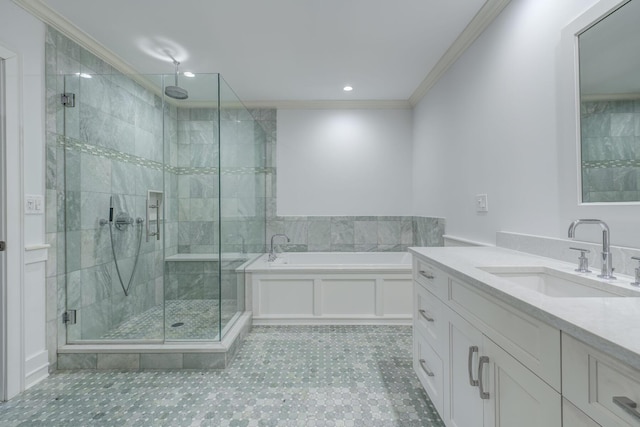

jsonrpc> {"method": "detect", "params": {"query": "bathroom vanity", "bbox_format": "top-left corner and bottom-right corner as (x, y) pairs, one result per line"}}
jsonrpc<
(410, 246), (640, 427)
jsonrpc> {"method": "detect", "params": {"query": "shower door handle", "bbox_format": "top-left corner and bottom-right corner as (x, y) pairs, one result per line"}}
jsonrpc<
(146, 200), (160, 242)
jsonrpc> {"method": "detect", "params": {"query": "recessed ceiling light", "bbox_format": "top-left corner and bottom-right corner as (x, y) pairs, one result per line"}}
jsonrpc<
(183, 71), (195, 77)
(75, 72), (92, 79)
(343, 85), (353, 92)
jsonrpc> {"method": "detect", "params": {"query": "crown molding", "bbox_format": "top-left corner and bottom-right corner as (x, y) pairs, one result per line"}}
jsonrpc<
(409, 0), (512, 106)
(13, 0), (165, 98)
(14, 0), (139, 76)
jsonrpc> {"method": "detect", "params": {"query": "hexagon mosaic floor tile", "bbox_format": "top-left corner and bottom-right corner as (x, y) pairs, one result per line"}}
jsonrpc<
(0, 326), (445, 426)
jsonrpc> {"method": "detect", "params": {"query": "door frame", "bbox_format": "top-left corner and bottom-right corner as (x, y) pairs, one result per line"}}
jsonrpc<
(0, 43), (25, 401)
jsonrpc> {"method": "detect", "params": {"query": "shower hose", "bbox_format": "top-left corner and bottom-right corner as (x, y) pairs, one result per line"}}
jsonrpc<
(108, 217), (144, 297)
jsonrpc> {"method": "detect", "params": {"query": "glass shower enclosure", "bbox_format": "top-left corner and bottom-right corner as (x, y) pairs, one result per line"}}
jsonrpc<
(61, 70), (266, 343)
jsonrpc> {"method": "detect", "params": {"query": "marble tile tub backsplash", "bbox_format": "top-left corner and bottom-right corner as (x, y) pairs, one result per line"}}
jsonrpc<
(266, 215), (445, 252)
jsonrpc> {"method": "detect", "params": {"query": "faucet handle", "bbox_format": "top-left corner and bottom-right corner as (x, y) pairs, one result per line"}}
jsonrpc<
(631, 257), (640, 286)
(569, 247), (591, 273)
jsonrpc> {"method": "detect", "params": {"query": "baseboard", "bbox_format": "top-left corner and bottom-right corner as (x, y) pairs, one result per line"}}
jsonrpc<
(25, 350), (49, 389)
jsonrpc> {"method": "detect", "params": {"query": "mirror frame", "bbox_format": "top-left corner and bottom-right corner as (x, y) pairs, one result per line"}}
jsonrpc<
(558, 0), (637, 206)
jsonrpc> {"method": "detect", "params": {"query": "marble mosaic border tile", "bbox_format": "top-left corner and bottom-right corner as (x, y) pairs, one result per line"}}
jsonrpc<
(58, 134), (273, 176)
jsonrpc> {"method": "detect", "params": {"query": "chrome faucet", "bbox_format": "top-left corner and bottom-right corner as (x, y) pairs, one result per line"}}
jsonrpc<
(268, 234), (290, 262)
(568, 219), (615, 279)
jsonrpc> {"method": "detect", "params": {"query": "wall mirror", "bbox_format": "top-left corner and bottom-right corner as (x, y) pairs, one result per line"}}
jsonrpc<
(578, 0), (640, 203)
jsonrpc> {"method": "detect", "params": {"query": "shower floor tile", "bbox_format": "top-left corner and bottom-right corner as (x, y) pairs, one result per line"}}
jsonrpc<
(100, 299), (239, 341)
(0, 325), (445, 426)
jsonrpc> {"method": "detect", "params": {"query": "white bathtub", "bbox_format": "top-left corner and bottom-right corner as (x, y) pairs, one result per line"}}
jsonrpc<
(245, 252), (413, 325)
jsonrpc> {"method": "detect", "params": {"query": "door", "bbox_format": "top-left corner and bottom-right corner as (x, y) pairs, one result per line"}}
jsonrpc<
(447, 309), (484, 427)
(0, 57), (6, 402)
(482, 337), (561, 427)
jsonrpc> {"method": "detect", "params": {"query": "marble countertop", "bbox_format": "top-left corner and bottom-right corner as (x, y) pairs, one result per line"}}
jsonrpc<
(409, 246), (640, 371)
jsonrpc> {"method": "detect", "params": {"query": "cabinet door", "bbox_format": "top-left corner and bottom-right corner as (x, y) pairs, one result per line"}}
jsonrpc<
(447, 310), (484, 427)
(563, 398), (601, 427)
(481, 337), (561, 427)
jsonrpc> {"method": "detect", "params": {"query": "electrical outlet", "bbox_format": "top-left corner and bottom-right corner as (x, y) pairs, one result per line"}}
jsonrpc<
(475, 194), (488, 213)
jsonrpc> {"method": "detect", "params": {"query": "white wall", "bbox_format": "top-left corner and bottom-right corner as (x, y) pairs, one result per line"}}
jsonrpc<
(410, 0), (629, 246)
(277, 109), (413, 216)
(0, 0), (48, 398)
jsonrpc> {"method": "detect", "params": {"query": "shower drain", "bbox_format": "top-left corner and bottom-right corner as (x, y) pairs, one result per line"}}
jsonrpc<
(171, 322), (184, 328)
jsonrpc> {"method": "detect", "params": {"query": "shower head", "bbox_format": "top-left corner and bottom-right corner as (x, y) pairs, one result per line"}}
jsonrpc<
(165, 58), (188, 100)
(165, 85), (188, 100)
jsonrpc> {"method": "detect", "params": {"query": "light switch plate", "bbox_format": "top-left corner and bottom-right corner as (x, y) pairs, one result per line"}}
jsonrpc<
(25, 194), (44, 215)
(475, 194), (488, 213)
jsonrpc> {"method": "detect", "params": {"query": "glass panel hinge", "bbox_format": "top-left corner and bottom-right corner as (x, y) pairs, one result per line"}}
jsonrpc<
(63, 310), (77, 325)
(61, 93), (75, 107)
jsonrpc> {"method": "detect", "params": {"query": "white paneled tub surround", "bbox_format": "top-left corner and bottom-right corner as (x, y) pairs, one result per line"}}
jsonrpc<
(245, 252), (413, 325)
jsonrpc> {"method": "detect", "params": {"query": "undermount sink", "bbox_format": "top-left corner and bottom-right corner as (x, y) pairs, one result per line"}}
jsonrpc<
(478, 266), (639, 298)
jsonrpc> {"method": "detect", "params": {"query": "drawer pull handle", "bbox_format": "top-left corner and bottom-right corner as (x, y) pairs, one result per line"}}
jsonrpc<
(468, 346), (479, 387)
(419, 270), (435, 280)
(419, 359), (435, 377)
(613, 396), (640, 420)
(478, 356), (490, 400)
(419, 309), (435, 322)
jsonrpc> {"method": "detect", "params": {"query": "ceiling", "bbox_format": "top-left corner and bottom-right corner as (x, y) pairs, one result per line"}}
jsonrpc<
(32, 0), (491, 103)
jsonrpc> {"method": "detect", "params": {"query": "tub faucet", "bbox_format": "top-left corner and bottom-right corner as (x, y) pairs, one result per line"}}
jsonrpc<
(568, 219), (615, 279)
(269, 234), (290, 262)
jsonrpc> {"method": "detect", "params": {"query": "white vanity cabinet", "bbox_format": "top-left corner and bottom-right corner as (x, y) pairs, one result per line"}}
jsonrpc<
(412, 256), (562, 427)
(563, 334), (640, 427)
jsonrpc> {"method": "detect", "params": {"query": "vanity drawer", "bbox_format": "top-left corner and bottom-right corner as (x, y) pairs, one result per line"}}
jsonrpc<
(413, 258), (448, 301)
(414, 329), (444, 416)
(447, 277), (561, 391)
(563, 334), (640, 427)
(414, 282), (446, 353)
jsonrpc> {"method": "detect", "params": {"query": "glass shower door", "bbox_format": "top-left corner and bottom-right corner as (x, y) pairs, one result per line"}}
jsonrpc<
(63, 71), (165, 342)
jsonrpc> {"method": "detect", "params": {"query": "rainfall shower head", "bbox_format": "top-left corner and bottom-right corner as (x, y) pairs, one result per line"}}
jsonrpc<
(165, 57), (188, 100)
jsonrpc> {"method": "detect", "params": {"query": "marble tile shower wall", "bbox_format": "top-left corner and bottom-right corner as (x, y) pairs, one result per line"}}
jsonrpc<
(175, 108), (269, 255)
(219, 109), (269, 254)
(581, 99), (640, 202)
(169, 108), (270, 305)
(45, 28), (169, 367)
(176, 107), (218, 255)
